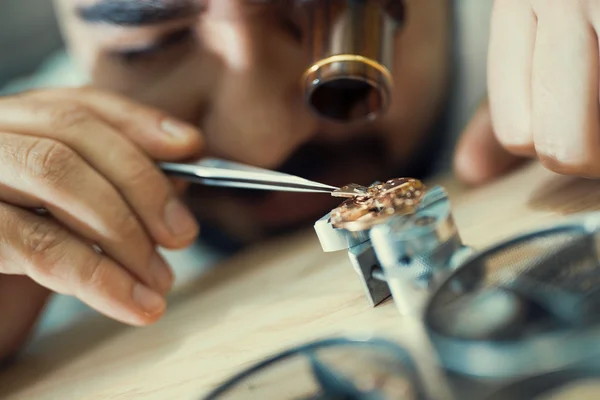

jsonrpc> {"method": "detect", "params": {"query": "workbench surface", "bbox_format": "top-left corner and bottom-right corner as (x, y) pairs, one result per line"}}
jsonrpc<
(1, 163), (599, 399)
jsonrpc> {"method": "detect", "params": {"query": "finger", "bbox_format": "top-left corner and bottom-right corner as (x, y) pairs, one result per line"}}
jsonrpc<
(28, 86), (204, 161)
(0, 133), (173, 294)
(530, 2), (600, 176)
(454, 99), (529, 186)
(0, 276), (50, 361)
(0, 99), (199, 249)
(487, 0), (537, 155)
(0, 203), (166, 326)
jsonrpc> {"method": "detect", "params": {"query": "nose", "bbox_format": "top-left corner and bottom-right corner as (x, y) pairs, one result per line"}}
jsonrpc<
(199, 1), (317, 168)
(200, 0), (405, 168)
(297, 0), (405, 123)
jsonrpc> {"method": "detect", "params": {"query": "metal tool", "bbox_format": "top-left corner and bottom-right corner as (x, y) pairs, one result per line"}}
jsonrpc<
(368, 186), (470, 317)
(314, 183), (470, 313)
(159, 157), (339, 194)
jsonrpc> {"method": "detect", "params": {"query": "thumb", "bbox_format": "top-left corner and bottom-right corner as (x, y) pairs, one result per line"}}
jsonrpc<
(453, 99), (528, 186)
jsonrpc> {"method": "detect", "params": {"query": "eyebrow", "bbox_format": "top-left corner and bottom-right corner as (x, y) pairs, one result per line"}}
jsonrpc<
(76, 0), (202, 26)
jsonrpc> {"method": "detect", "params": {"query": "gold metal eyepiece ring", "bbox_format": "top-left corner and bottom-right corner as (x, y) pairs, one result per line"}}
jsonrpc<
(297, 0), (404, 123)
(302, 54), (394, 122)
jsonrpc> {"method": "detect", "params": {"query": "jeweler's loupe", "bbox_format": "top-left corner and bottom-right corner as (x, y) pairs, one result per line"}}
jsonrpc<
(202, 337), (426, 400)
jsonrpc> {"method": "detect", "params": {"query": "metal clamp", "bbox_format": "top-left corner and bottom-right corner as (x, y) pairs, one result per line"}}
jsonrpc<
(314, 185), (470, 313)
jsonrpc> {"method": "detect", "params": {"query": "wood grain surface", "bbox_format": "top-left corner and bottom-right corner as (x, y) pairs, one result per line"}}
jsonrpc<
(2, 162), (600, 399)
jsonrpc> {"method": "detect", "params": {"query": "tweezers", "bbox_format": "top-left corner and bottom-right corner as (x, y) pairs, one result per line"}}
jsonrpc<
(159, 157), (340, 194)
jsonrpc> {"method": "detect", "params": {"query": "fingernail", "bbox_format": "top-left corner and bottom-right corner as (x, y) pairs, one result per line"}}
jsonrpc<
(160, 118), (195, 140)
(164, 197), (199, 239)
(150, 253), (174, 294)
(132, 283), (166, 315)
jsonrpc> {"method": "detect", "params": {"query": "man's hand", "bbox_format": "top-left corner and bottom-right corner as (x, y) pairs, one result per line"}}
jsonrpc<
(0, 87), (203, 360)
(455, 0), (599, 184)
(454, 99), (528, 185)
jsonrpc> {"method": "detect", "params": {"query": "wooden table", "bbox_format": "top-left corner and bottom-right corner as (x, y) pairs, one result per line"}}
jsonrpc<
(2, 163), (600, 400)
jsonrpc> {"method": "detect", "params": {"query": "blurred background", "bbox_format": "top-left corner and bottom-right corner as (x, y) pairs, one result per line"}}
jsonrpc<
(0, 0), (63, 87)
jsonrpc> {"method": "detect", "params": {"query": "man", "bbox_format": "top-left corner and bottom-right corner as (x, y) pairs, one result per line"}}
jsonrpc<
(0, 0), (595, 362)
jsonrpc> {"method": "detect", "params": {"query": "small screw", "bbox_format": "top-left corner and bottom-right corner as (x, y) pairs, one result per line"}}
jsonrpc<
(414, 215), (436, 226)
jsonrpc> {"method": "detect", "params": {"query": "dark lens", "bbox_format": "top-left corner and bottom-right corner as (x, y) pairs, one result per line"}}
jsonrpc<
(308, 78), (382, 122)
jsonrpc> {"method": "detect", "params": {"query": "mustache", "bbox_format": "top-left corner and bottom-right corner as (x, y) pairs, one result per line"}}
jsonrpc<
(275, 134), (387, 179)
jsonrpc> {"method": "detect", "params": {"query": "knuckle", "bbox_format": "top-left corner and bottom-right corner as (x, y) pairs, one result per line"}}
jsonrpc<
(125, 157), (163, 189)
(76, 253), (109, 289)
(27, 221), (63, 254)
(120, 156), (172, 207)
(110, 207), (146, 244)
(22, 219), (68, 277)
(45, 102), (94, 132)
(20, 138), (77, 185)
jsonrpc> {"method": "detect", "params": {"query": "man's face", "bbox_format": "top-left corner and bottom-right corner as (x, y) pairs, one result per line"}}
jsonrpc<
(53, 0), (451, 243)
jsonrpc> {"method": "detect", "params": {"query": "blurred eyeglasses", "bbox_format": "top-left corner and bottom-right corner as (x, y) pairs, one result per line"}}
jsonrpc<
(202, 337), (426, 400)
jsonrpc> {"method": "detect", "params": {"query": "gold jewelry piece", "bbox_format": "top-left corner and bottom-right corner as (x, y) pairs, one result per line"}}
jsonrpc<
(330, 178), (425, 231)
